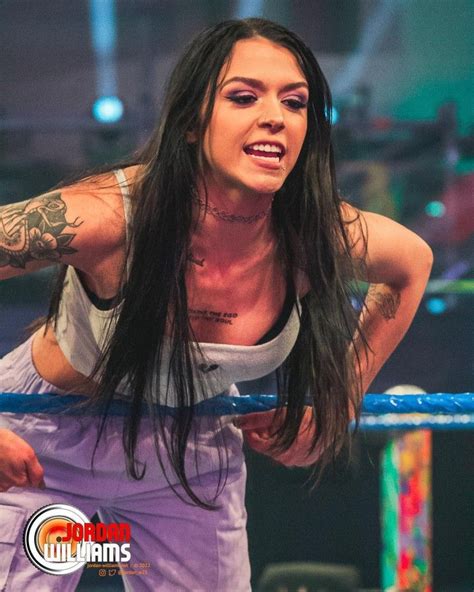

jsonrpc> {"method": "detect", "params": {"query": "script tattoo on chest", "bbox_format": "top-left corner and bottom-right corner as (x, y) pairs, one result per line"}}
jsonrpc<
(367, 284), (401, 320)
(189, 308), (239, 325)
(0, 192), (82, 268)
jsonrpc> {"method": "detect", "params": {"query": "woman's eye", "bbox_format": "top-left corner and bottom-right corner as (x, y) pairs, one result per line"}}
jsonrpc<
(283, 98), (307, 110)
(227, 94), (256, 105)
(226, 94), (307, 109)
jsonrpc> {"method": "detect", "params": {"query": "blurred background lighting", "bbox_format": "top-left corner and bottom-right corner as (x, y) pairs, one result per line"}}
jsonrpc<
(330, 106), (339, 125)
(234, 0), (264, 18)
(92, 96), (124, 124)
(425, 200), (446, 217)
(333, 0), (400, 96)
(89, 0), (116, 55)
(425, 297), (447, 315)
(89, 0), (118, 101)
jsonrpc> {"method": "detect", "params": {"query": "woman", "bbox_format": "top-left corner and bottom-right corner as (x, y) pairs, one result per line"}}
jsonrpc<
(0, 18), (432, 591)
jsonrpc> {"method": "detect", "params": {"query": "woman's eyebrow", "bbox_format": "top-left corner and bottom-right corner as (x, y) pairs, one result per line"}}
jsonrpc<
(221, 76), (308, 92)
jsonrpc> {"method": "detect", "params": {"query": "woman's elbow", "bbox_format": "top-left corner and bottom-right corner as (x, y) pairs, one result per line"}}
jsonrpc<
(418, 239), (434, 277)
(387, 237), (433, 290)
(404, 235), (433, 280)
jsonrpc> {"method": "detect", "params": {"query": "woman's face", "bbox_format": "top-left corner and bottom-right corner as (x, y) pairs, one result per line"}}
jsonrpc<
(201, 37), (309, 199)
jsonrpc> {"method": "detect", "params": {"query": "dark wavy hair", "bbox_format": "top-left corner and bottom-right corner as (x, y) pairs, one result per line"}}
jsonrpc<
(46, 18), (366, 510)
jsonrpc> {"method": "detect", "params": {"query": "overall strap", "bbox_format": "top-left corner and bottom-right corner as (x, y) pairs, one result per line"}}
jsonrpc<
(113, 168), (134, 277)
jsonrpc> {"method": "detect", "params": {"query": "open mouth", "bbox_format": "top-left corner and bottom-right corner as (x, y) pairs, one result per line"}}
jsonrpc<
(243, 143), (285, 163)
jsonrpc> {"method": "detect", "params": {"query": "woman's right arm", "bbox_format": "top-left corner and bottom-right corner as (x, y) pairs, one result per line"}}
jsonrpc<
(0, 173), (127, 490)
(0, 429), (46, 491)
(0, 172), (127, 281)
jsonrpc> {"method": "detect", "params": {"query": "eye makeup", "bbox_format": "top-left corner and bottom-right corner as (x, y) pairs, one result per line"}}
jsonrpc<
(225, 93), (308, 110)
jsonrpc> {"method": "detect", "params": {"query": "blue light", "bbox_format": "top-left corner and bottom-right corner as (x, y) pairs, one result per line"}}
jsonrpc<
(89, 0), (116, 55)
(89, 0), (118, 99)
(425, 201), (446, 217)
(234, 0), (264, 17)
(426, 297), (447, 315)
(92, 96), (124, 124)
(324, 105), (339, 124)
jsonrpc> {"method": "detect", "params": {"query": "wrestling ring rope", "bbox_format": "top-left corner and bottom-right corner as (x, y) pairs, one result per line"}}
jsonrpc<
(1, 391), (473, 430)
(1, 389), (472, 589)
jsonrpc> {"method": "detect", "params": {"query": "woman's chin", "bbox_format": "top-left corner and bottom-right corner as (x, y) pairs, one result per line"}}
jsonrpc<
(246, 179), (284, 196)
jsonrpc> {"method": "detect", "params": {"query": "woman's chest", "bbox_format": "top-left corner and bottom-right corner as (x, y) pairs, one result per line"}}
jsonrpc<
(185, 260), (287, 346)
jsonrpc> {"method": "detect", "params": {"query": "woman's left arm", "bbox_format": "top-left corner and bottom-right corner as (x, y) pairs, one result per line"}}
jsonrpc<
(236, 205), (433, 467)
(345, 204), (433, 398)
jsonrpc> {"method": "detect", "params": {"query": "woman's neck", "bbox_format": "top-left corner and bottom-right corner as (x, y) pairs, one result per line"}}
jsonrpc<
(191, 209), (275, 265)
(191, 183), (276, 262)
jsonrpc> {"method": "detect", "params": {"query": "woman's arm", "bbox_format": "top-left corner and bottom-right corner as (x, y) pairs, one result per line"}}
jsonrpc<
(0, 172), (126, 282)
(237, 205), (433, 466)
(346, 205), (433, 399)
(0, 172), (128, 491)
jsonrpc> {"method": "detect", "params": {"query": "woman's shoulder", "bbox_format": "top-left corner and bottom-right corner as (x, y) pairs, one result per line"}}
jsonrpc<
(63, 165), (146, 272)
(41, 165), (145, 267)
(0, 164), (148, 283)
(73, 164), (144, 202)
(121, 164), (145, 187)
(66, 164), (145, 229)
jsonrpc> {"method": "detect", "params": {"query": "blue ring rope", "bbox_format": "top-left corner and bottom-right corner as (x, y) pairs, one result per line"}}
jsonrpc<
(358, 413), (474, 431)
(0, 392), (473, 418)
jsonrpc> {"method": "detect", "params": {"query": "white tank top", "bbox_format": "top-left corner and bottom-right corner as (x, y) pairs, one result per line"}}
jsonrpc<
(54, 170), (301, 403)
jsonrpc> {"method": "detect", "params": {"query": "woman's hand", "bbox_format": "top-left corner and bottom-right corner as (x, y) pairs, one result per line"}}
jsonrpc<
(0, 429), (45, 491)
(234, 406), (321, 467)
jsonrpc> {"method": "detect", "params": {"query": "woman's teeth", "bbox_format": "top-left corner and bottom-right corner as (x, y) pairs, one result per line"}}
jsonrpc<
(244, 144), (283, 162)
(249, 144), (282, 153)
(248, 153), (280, 163)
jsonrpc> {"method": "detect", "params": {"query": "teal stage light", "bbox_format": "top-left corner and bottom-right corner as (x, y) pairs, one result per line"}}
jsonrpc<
(92, 96), (124, 124)
(425, 297), (447, 315)
(425, 200), (446, 217)
(325, 105), (339, 124)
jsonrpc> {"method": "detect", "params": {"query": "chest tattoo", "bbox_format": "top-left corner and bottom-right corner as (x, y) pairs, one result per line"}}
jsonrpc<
(189, 308), (239, 325)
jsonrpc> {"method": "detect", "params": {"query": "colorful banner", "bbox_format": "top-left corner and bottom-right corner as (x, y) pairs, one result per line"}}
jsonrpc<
(381, 429), (432, 591)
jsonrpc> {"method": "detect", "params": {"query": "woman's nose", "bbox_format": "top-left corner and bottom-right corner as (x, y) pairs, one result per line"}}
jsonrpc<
(257, 104), (285, 131)
(258, 116), (285, 132)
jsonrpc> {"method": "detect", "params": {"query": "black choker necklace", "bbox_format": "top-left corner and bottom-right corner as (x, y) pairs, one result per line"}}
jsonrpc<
(193, 196), (273, 224)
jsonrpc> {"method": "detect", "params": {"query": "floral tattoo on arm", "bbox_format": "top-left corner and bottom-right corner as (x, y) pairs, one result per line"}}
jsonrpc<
(367, 283), (401, 320)
(0, 192), (82, 268)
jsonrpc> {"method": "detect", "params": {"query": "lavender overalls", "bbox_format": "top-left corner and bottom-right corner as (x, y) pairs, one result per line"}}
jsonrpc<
(0, 334), (250, 591)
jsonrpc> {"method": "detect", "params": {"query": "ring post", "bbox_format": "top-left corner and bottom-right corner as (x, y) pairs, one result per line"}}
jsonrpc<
(381, 428), (432, 591)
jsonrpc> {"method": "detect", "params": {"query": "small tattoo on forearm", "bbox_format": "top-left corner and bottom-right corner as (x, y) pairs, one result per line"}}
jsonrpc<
(0, 192), (82, 268)
(367, 284), (401, 320)
(187, 251), (205, 267)
(189, 308), (238, 325)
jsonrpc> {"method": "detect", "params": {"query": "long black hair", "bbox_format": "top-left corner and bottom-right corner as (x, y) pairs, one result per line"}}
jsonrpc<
(46, 18), (367, 509)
